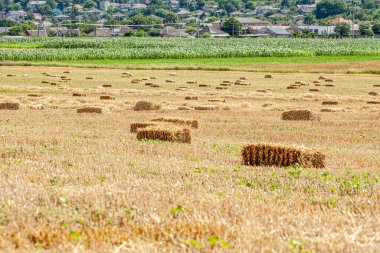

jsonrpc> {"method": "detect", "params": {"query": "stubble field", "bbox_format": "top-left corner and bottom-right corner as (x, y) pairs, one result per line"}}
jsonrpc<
(0, 66), (379, 252)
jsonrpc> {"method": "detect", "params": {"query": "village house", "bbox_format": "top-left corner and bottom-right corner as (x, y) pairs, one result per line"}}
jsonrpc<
(160, 26), (189, 37)
(198, 22), (230, 38)
(26, 1), (46, 11)
(257, 26), (291, 37)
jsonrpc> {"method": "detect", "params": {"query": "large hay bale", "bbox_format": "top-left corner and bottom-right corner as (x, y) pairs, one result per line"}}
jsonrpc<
(151, 84), (161, 88)
(319, 76), (327, 80)
(208, 99), (225, 102)
(241, 144), (325, 168)
(130, 122), (157, 133)
(216, 87), (227, 90)
(166, 79), (175, 83)
(282, 110), (320, 121)
(368, 91), (378, 96)
(178, 106), (193, 110)
(131, 79), (140, 84)
(309, 88), (320, 92)
(77, 107), (109, 114)
(42, 81), (50, 84)
(264, 74), (273, 78)
(325, 84), (336, 87)
(151, 117), (198, 129)
(185, 96), (198, 100)
(73, 93), (86, 97)
(28, 94), (43, 98)
(100, 95), (115, 100)
(103, 84), (112, 88)
(0, 102), (20, 110)
(194, 105), (219, 111)
(366, 101), (380, 105)
(187, 81), (197, 84)
(137, 124), (191, 144)
(321, 108), (345, 112)
(322, 100), (339, 105)
(133, 101), (161, 111)
(373, 85), (380, 87)
(86, 77), (94, 80)
(199, 84), (210, 88)
(325, 79), (334, 82)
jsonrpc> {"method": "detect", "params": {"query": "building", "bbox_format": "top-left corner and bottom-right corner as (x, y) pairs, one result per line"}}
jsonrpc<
(160, 26), (189, 37)
(26, 1), (46, 11)
(26, 29), (48, 37)
(89, 28), (112, 37)
(55, 14), (70, 21)
(0, 27), (11, 35)
(297, 5), (316, 15)
(236, 18), (270, 28)
(257, 26), (291, 37)
(298, 25), (335, 36)
(332, 17), (353, 25)
(199, 23), (230, 38)
(6, 11), (27, 21)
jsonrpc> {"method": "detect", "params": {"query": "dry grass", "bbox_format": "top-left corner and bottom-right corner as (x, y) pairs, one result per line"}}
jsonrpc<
(282, 110), (320, 121)
(0, 66), (379, 252)
(241, 143), (325, 168)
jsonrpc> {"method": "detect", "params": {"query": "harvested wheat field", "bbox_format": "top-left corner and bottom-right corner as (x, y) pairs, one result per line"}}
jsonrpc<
(0, 66), (379, 252)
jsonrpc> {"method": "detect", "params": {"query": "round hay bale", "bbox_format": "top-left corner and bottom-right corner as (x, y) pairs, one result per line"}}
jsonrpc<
(368, 91), (378, 96)
(133, 101), (161, 111)
(264, 75), (273, 79)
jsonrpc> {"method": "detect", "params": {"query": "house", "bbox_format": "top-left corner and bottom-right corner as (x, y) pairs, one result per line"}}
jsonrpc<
(199, 22), (230, 38)
(89, 28), (112, 37)
(298, 25), (335, 36)
(41, 21), (53, 28)
(128, 4), (147, 12)
(33, 13), (43, 21)
(176, 9), (191, 18)
(297, 5), (316, 15)
(86, 9), (103, 16)
(99, 1), (120, 11)
(257, 26), (291, 37)
(55, 14), (70, 21)
(268, 13), (286, 18)
(27, 1), (46, 11)
(112, 12), (125, 21)
(332, 17), (353, 25)
(96, 18), (107, 25)
(0, 27), (11, 35)
(231, 11), (244, 16)
(112, 25), (133, 36)
(253, 6), (279, 16)
(26, 29), (48, 37)
(236, 18), (270, 30)
(160, 26), (189, 37)
(6, 11), (27, 20)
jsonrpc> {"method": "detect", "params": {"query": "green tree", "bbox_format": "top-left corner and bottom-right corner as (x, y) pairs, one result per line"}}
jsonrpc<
(8, 21), (37, 36)
(359, 24), (374, 37)
(164, 12), (179, 24)
(221, 17), (242, 36)
(334, 22), (351, 37)
(315, 0), (347, 19)
(372, 22), (380, 34)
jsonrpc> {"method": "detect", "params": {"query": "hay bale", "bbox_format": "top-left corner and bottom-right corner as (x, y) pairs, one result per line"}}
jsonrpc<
(6, 74), (16, 77)
(27, 94), (43, 97)
(151, 117), (198, 129)
(314, 83), (323, 87)
(321, 108), (345, 112)
(73, 93), (86, 97)
(42, 81), (50, 84)
(208, 99), (225, 102)
(194, 105), (219, 111)
(199, 84), (211, 88)
(257, 89), (269, 93)
(309, 88), (320, 92)
(241, 144), (325, 168)
(240, 77), (247, 80)
(150, 77), (158, 79)
(187, 81), (197, 84)
(287, 86), (299, 90)
(77, 107), (109, 114)
(325, 79), (334, 82)
(367, 101), (380, 104)
(0, 102), (20, 110)
(100, 95), (115, 100)
(282, 110), (320, 121)
(50, 83), (58, 86)
(86, 77), (94, 80)
(151, 84), (161, 88)
(63, 71), (71, 74)
(220, 83), (230, 86)
(264, 75), (272, 79)
(131, 79), (141, 84)
(133, 101), (161, 111)
(185, 96), (198, 100)
(223, 81), (232, 84)
(169, 73), (177, 76)
(166, 79), (175, 83)
(145, 82), (154, 86)
(373, 84), (380, 87)
(216, 87), (227, 90)
(178, 106), (193, 110)
(313, 81), (321, 84)
(319, 76), (327, 80)
(130, 122), (157, 133)
(325, 84), (336, 87)
(137, 124), (191, 144)
(103, 84), (112, 88)
(368, 91), (378, 96)
(322, 100), (339, 105)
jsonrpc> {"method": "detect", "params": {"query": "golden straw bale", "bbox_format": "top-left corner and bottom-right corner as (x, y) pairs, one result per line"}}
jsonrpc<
(131, 79), (141, 83)
(199, 84), (210, 87)
(145, 83), (153, 86)
(208, 99), (225, 102)
(373, 84), (380, 87)
(313, 81), (321, 84)
(150, 77), (158, 79)
(42, 81), (50, 84)
(86, 77), (94, 80)
(325, 84), (336, 87)
(151, 117), (198, 129)
(194, 105), (220, 111)
(309, 88), (320, 92)
(6, 74), (16, 77)
(27, 94), (43, 97)
(366, 101), (380, 104)
(103, 84), (112, 88)
(166, 79), (175, 83)
(100, 95), (115, 100)
(133, 101), (161, 111)
(77, 107), (109, 114)
(130, 122), (157, 133)
(319, 76), (327, 80)
(282, 110), (320, 121)
(322, 100), (339, 105)
(368, 91), (378, 96)
(185, 96), (198, 100)
(241, 144), (325, 168)
(137, 124), (191, 144)
(151, 84), (161, 88)
(321, 108), (345, 112)
(73, 93), (86, 97)
(287, 86), (299, 89)
(220, 83), (230, 86)
(325, 79), (334, 82)
(216, 87), (227, 90)
(257, 89), (269, 93)
(63, 71), (71, 74)
(187, 81), (197, 84)
(178, 106), (193, 110)
(264, 75), (273, 78)
(0, 102), (20, 110)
